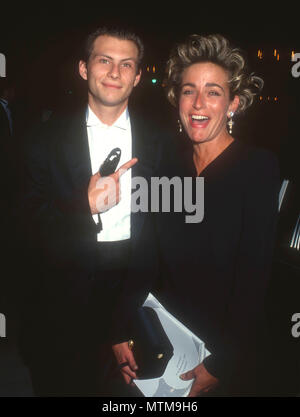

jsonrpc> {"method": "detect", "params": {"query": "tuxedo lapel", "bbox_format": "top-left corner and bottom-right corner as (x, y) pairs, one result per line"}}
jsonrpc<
(60, 108), (92, 191)
(60, 107), (157, 195)
(130, 111), (160, 244)
(0, 103), (10, 138)
(131, 116), (158, 180)
(57, 107), (160, 244)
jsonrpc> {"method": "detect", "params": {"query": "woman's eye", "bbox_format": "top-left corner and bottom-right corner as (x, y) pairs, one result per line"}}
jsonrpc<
(208, 90), (220, 96)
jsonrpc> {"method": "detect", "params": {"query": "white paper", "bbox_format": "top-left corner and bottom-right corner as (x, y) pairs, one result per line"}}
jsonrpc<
(134, 293), (210, 397)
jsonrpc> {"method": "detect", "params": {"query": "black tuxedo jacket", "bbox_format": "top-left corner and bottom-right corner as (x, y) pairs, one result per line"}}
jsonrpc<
(0, 102), (19, 316)
(0, 102), (13, 179)
(0, 101), (11, 139)
(19, 105), (166, 361)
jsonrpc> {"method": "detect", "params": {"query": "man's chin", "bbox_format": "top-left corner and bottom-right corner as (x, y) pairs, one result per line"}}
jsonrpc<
(96, 97), (129, 108)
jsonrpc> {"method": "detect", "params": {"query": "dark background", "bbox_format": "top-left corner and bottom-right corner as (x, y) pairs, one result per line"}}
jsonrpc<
(0, 3), (299, 396)
(1, 4), (300, 181)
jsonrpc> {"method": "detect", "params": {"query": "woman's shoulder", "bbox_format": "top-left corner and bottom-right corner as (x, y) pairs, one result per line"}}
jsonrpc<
(232, 139), (279, 176)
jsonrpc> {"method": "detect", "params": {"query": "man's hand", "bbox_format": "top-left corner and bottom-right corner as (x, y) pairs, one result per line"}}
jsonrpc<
(180, 363), (219, 396)
(88, 158), (138, 215)
(112, 342), (138, 386)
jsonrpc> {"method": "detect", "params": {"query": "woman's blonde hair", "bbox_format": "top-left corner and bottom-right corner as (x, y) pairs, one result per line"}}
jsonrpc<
(165, 34), (263, 113)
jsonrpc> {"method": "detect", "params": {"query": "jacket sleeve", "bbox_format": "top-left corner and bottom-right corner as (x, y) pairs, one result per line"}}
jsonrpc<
(20, 125), (98, 258)
(108, 127), (168, 344)
(203, 150), (280, 381)
(18, 123), (99, 352)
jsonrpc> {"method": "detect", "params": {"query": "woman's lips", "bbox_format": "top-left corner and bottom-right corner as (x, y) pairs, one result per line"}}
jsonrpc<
(189, 115), (210, 128)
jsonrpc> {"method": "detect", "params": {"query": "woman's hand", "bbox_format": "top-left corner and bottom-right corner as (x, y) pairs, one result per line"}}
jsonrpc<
(180, 363), (219, 396)
(112, 342), (138, 386)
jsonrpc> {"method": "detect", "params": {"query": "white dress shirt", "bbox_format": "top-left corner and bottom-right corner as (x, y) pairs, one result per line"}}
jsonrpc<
(86, 106), (132, 242)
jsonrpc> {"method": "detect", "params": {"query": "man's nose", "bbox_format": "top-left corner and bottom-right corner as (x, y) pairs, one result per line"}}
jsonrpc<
(108, 63), (120, 79)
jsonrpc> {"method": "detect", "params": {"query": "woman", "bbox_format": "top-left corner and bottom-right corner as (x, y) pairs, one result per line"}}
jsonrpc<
(113, 34), (280, 396)
(154, 34), (280, 396)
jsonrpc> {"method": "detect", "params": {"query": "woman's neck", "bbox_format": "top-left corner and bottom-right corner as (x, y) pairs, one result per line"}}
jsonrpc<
(193, 134), (234, 176)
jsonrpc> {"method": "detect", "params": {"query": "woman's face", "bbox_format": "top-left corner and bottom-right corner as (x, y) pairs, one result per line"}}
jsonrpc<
(179, 62), (239, 144)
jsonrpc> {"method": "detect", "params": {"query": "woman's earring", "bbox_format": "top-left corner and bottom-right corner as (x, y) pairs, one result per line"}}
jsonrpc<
(227, 112), (234, 135)
(177, 119), (183, 133)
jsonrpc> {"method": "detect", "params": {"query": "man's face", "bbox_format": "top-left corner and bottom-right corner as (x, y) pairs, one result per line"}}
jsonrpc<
(79, 35), (141, 110)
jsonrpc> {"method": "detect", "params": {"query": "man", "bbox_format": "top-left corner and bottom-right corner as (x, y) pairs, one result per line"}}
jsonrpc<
(20, 26), (165, 396)
(0, 78), (14, 139)
(0, 78), (19, 335)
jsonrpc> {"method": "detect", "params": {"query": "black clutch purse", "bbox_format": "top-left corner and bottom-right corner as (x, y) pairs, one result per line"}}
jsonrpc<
(130, 306), (174, 379)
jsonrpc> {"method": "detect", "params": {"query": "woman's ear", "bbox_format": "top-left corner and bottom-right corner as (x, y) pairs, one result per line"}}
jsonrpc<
(228, 95), (240, 116)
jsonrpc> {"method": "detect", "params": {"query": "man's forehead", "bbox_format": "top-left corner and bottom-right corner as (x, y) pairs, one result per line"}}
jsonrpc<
(91, 35), (139, 59)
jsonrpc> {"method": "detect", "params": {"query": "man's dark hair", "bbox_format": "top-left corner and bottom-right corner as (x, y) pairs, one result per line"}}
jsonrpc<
(83, 26), (144, 70)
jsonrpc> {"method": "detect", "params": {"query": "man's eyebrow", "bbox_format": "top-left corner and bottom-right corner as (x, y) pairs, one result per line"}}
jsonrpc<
(93, 54), (137, 62)
(120, 57), (137, 62)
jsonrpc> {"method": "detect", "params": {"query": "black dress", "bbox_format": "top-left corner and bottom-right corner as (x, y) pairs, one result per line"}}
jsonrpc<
(156, 139), (280, 395)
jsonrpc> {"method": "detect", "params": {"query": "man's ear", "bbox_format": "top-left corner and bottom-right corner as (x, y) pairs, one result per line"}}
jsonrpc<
(79, 60), (88, 81)
(133, 69), (142, 87)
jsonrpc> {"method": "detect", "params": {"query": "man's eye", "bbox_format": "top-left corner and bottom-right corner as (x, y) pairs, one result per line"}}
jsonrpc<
(99, 58), (109, 64)
(208, 90), (220, 96)
(122, 62), (132, 68)
(182, 90), (193, 95)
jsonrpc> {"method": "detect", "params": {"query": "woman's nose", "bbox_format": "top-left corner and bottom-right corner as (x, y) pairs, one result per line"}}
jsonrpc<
(193, 93), (204, 110)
